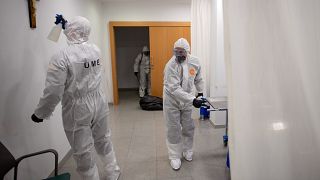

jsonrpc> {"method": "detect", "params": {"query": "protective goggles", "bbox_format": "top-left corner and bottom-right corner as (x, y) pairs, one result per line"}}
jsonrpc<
(173, 48), (187, 57)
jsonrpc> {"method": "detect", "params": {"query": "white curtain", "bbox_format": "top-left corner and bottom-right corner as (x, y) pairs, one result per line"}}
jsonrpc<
(191, 0), (227, 97)
(191, 0), (215, 96)
(224, 0), (320, 180)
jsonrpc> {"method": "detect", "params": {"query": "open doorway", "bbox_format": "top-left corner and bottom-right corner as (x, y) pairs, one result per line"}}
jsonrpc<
(109, 22), (191, 105)
(114, 27), (150, 101)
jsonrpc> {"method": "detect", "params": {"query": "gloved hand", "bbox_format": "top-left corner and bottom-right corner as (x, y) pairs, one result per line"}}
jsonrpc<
(134, 72), (138, 77)
(193, 98), (204, 108)
(54, 14), (67, 30)
(196, 93), (203, 98)
(31, 114), (43, 123)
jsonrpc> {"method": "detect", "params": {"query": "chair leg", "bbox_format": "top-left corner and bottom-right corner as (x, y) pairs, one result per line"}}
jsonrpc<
(14, 165), (18, 180)
(54, 151), (58, 176)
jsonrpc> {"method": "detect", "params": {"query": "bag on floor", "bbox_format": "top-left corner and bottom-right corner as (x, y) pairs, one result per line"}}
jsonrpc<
(139, 95), (163, 111)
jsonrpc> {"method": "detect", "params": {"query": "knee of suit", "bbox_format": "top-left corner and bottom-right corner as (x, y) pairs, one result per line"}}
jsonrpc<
(77, 164), (96, 175)
(94, 137), (113, 155)
(167, 135), (181, 144)
(77, 164), (98, 178)
(73, 150), (95, 171)
(182, 124), (195, 136)
(167, 129), (182, 144)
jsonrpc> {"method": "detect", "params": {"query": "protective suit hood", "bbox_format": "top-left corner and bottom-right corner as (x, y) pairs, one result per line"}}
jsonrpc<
(174, 38), (190, 53)
(64, 16), (91, 44)
(142, 46), (149, 52)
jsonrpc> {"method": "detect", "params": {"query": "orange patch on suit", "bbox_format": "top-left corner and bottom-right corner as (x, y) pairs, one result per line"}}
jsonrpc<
(189, 68), (196, 76)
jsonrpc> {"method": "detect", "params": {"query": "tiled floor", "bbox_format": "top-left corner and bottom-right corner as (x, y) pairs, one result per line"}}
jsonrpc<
(59, 90), (231, 180)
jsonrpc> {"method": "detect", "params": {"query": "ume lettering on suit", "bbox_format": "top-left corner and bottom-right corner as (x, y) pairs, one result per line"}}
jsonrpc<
(84, 59), (100, 68)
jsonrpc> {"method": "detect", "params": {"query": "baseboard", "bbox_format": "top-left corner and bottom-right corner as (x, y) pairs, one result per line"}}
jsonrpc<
(48, 149), (73, 177)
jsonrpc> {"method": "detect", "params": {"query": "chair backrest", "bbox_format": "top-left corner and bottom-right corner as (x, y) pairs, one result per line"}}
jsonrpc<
(0, 142), (16, 179)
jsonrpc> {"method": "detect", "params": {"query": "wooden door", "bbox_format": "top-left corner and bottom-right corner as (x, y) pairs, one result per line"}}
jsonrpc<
(149, 26), (191, 97)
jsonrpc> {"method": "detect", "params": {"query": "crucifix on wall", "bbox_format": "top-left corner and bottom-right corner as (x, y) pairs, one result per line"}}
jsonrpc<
(28, 0), (37, 28)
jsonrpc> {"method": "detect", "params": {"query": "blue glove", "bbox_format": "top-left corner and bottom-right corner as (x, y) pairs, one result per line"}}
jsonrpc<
(54, 14), (67, 29)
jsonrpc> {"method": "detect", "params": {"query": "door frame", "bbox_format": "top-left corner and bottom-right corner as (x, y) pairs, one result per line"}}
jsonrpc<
(109, 21), (191, 105)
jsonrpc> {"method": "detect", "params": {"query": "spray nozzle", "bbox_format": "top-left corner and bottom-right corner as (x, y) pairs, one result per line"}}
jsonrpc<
(54, 14), (67, 30)
(47, 14), (67, 42)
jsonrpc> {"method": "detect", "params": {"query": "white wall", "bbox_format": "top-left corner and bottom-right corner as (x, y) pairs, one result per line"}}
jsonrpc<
(101, 0), (191, 102)
(0, 0), (104, 179)
(224, 0), (320, 179)
(115, 27), (149, 89)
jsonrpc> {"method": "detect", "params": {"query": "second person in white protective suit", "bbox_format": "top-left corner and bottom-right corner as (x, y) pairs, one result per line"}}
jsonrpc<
(31, 16), (120, 180)
(163, 38), (205, 170)
(133, 46), (151, 97)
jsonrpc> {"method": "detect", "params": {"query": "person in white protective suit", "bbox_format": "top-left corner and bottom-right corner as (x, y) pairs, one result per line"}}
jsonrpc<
(31, 16), (120, 180)
(133, 46), (151, 97)
(163, 38), (205, 170)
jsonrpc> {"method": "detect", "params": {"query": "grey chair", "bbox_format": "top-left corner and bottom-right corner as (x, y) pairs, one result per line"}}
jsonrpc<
(0, 142), (70, 180)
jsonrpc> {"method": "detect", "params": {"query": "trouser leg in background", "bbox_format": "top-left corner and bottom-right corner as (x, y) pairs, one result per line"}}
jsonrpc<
(92, 113), (120, 180)
(65, 128), (99, 180)
(146, 72), (151, 96)
(139, 71), (147, 97)
(164, 106), (183, 160)
(63, 96), (100, 180)
(180, 109), (195, 153)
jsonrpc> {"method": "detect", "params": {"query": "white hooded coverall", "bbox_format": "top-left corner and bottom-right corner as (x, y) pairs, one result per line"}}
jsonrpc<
(133, 46), (151, 97)
(34, 16), (120, 180)
(163, 38), (204, 160)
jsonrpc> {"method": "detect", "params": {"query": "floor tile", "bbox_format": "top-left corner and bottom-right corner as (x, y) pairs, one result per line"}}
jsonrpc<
(59, 91), (230, 180)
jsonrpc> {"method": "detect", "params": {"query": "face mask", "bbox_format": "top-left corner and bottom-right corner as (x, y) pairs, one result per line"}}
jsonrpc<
(174, 48), (187, 63)
(176, 55), (186, 63)
(143, 51), (150, 56)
